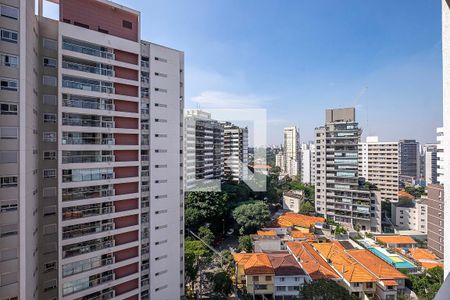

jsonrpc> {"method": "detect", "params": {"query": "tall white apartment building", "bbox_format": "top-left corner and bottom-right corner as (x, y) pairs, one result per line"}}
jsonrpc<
(300, 143), (314, 184)
(184, 110), (224, 190)
(221, 121), (248, 182)
(275, 151), (285, 172)
(424, 144), (438, 185)
(358, 136), (399, 203)
(442, 0), (450, 277)
(437, 127), (444, 184)
(315, 108), (381, 232)
(0, 1), (184, 299)
(283, 126), (300, 178)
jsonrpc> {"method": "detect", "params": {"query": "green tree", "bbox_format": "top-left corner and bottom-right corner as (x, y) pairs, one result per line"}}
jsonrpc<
(185, 191), (228, 232)
(299, 279), (358, 300)
(232, 201), (271, 234)
(208, 270), (233, 298)
(405, 186), (426, 198)
(238, 235), (253, 252)
(198, 226), (215, 246)
(408, 266), (443, 300)
(299, 201), (315, 214)
(184, 239), (210, 298)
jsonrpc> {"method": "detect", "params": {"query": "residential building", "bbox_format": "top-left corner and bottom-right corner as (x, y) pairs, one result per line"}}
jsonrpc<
(424, 144), (438, 185)
(436, 127), (444, 184)
(406, 248), (443, 270)
(282, 190), (305, 213)
(399, 139), (420, 180)
(184, 110), (224, 190)
(251, 231), (282, 252)
(442, 0), (450, 277)
(275, 151), (285, 172)
(394, 200), (428, 233)
(300, 142), (315, 184)
(283, 126), (300, 178)
(310, 143), (317, 185)
(233, 253), (275, 297)
(274, 212), (325, 232)
(0, 1), (184, 299)
(426, 184), (444, 258)
(358, 136), (399, 203)
(267, 252), (309, 300)
(314, 108), (382, 232)
(374, 235), (417, 249)
(221, 121), (248, 182)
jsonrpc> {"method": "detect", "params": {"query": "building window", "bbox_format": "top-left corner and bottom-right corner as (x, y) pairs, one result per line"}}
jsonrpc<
(0, 78), (18, 91)
(0, 5), (19, 20)
(43, 132), (56, 142)
(122, 20), (132, 29)
(43, 169), (56, 179)
(43, 261), (57, 273)
(0, 176), (17, 188)
(0, 102), (17, 115)
(43, 57), (57, 68)
(0, 53), (18, 67)
(0, 151), (17, 164)
(43, 113), (57, 124)
(0, 28), (18, 43)
(0, 201), (17, 213)
(43, 151), (56, 160)
(0, 127), (18, 139)
(43, 75), (57, 87)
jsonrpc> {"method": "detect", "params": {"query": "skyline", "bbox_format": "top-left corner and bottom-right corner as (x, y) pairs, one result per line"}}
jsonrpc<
(42, 0), (443, 144)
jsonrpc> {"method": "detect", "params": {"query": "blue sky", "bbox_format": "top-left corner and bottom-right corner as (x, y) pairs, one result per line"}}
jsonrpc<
(44, 0), (443, 145)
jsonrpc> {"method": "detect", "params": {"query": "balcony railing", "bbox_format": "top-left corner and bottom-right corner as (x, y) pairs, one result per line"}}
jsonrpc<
(62, 172), (114, 183)
(62, 188), (114, 202)
(62, 137), (115, 145)
(63, 80), (114, 94)
(62, 222), (114, 240)
(63, 238), (114, 258)
(62, 154), (114, 164)
(63, 41), (114, 60)
(62, 118), (115, 128)
(63, 61), (114, 77)
(63, 99), (114, 111)
(62, 272), (114, 296)
(62, 255), (115, 277)
(63, 206), (114, 220)
(83, 289), (115, 300)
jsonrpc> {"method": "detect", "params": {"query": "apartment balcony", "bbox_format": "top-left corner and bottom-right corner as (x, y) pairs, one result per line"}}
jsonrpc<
(62, 220), (115, 240)
(62, 271), (115, 297)
(62, 186), (114, 202)
(63, 237), (115, 259)
(62, 169), (114, 183)
(63, 95), (114, 111)
(63, 77), (114, 94)
(62, 204), (114, 221)
(63, 60), (114, 77)
(76, 288), (115, 300)
(62, 154), (114, 164)
(62, 255), (115, 278)
(62, 113), (114, 129)
(62, 134), (115, 146)
(63, 39), (115, 60)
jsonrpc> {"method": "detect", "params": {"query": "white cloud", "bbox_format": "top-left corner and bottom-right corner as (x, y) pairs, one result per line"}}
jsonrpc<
(191, 90), (273, 109)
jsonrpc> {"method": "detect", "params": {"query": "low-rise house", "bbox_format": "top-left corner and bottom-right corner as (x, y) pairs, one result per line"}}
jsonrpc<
(374, 235), (417, 249)
(348, 250), (407, 300)
(286, 241), (340, 281)
(252, 234), (282, 252)
(406, 248), (443, 270)
(289, 231), (317, 242)
(312, 242), (378, 299)
(268, 252), (310, 300)
(233, 253), (275, 297)
(274, 212), (325, 233)
(282, 190), (305, 213)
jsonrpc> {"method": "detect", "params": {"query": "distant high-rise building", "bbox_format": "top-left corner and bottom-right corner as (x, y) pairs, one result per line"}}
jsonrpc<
(437, 127), (444, 184)
(275, 151), (285, 172)
(314, 108), (381, 232)
(300, 143), (314, 184)
(221, 122), (248, 182)
(399, 139), (420, 180)
(358, 136), (399, 203)
(426, 184), (444, 259)
(184, 110), (224, 190)
(424, 144), (438, 185)
(0, 1), (185, 299)
(283, 126), (300, 178)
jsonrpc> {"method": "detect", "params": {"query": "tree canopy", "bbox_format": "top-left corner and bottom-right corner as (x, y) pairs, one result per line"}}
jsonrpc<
(408, 266), (443, 300)
(299, 279), (358, 300)
(232, 201), (271, 234)
(238, 235), (253, 253)
(185, 191), (228, 232)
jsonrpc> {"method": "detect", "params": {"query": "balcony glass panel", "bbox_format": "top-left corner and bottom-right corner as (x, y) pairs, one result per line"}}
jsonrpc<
(62, 168), (114, 182)
(62, 185), (114, 202)
(63, 58), (114, 76)
(62, 237), (114, 258)
(63, 94), (114, 111)
(63, 76), (114, 94)
(62, 220), (114, 239)
(62, 38), (114, 59)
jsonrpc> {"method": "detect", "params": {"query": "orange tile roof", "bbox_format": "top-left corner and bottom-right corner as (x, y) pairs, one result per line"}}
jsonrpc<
(233, 253), (274, 275)
(275, 212), (325, 228)
(286, 241), (340, 280)
(347, 250), (406, 280)
(257, 230), (277, 237)
(290, 231), (317, 241)
(312, 243), (377, 283)
(408, 248), (439, 261)
(375, 235), (416, 245)
(419, 261), (444, 270)
(382, 280), (399, 286)
(398, 191), (415, 199)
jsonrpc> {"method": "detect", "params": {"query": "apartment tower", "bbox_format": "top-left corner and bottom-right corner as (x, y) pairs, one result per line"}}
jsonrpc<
(315, 108), (381, 232)
(426, 184), (444, 259)
(221, 121), (248, 182)
(283, 126), (300, 178)
(0, 0), (184, 299)
(424, 144), (438, 185)
(437, 127), (444, 184)
(184, 110), (224, 190)
(300, 143), (315, 185)
(399, 139), (420, 180)
(358, 136), (399, 203)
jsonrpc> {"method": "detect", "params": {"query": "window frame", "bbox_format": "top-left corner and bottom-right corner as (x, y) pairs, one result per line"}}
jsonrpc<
(0, 28), (18, 43)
